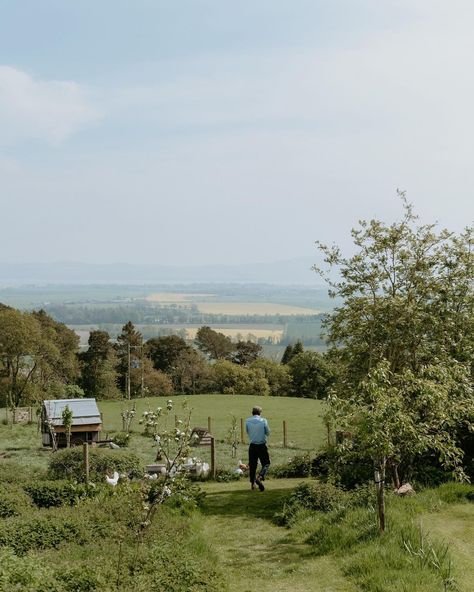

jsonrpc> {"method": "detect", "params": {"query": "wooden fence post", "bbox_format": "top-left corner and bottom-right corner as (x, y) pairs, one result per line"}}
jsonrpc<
(283, 420), (288, 448)
(210, 436), (217, 479)
(83, 443), (90, 485)
(240, 418), (245, 444)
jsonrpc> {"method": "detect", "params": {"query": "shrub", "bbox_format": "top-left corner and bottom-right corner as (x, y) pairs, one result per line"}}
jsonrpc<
(112, 431), (130, 448)
(0, 484), (32, 518)
(0, 548), (61, 592)
(272, 453), (312, 478)
(0, 461), (47, 485)
(25, 481), (96, 508)
(48, 447), (142, 482)
(0, 513), (84, 555)
(274, 482), (348, 525)
(215, 468), (241, 482)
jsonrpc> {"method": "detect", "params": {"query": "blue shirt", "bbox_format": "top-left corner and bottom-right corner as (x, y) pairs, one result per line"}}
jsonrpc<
(246, 415), (270, 444)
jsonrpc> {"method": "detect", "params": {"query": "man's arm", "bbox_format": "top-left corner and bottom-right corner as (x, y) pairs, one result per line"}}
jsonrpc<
(264, 419), (270, 435)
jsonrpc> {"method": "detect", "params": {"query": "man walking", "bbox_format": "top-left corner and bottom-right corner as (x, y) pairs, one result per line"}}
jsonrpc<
(245, 406), (270, 491)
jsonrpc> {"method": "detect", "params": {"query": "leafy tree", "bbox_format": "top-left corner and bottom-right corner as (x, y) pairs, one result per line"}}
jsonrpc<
(0, 308), (41, 408)
(195, 326), (234, 360)
(288, 351), (334, 398)
(170, 349), (211, 394)
(79, 330), (119, 400)
(230, 340), (262, 366)
(32, 310), (80, 393)
(316, 196), (474, 530)
(145, 335), (192, 373)
(62, 405), (73, 448)
(251, 358), (292, 396)
(212, 360), (269, 396)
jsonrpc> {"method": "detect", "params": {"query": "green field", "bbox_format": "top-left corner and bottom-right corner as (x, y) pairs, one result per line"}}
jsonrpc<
(0, 395), (326, 473)
(2, 396), (474, 591)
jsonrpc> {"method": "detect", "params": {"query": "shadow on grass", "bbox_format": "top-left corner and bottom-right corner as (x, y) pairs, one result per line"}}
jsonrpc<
(201, 484), (291, 520)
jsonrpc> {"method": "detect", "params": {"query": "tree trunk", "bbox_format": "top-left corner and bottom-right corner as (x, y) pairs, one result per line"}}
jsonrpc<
(374, 458), (386, 533)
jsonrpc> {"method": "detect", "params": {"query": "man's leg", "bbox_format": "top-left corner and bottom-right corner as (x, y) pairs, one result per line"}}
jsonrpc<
(248, 444), (258, 488)
(258, 445), (270, 481)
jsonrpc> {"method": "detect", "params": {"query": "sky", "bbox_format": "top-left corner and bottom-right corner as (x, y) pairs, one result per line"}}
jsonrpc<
(1, 0), (474, 266)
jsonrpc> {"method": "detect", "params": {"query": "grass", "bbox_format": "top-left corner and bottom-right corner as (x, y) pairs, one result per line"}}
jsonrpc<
(201, 479), (357, 592)
(200, 479), (474, 592)
(0, 395), (326, 473)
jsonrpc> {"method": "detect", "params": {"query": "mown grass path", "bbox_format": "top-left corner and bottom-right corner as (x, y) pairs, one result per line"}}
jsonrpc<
(201, 479), (356, 592)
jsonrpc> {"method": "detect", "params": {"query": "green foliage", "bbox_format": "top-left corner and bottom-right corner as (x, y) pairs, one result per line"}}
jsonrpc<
(288, 350), (334, 398)
(275, 482), (347, 525)
(112, 431), (131, 447)
(0, 484), (32, 518)
(25, 480), (96, 508)
(48, 447), (142, 482)
(251, 358), (291, 396)
(0, 461), (47, 485)
(272, 453), (313, 478)
(0, 512), (84, 555)
(0, 548), (61, 592)
(195, 325), (234, 360)
(212, 359), (269, 395)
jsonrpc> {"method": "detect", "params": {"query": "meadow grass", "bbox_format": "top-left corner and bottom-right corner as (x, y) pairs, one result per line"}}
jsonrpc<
(0, 395), (326, 473)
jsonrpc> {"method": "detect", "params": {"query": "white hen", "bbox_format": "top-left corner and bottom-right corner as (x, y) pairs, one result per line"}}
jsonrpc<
(105, 471), (119, 486)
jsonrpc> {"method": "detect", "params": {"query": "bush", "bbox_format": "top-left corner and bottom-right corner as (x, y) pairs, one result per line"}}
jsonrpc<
(214, 468), (241, 482)
(272, 453), (312, 478)
(274, 482), (348, 525)
(0, 484), (32, 518)
(0, 513), (84, 555)
(48, 448), (142, 482)
(0, 548), (61, 592)
(112, 431), (130, 448)
(0, 461), (47, 485)
(25, 481), (96, 508)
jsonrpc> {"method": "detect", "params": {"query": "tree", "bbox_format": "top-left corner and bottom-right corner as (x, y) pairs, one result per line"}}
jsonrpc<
(288, 351), (334, 398)
(0, 307), (41, 408)
(330, 361), (474, 531)
(79, 330), (120, 400)
(230, 340), (262, 366)
(115, 322), (143, 397)
(212, 360), (269, 396)
(195, 326), (234, 360)
(170, 349), (211, 394)
(281, 340), (303, 364)
(251, 358), (292, 396)
(145, 335), (192, 373)
(32, 310), (80, 393)
(62, 405), (73, 448)
(316, 196), (474, 530)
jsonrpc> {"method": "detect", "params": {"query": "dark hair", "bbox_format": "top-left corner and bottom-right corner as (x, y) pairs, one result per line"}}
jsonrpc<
(252, 406), (262, 416)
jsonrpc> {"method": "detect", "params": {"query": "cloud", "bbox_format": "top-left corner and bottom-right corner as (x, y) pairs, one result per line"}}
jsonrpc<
(0, 66), (100, 146)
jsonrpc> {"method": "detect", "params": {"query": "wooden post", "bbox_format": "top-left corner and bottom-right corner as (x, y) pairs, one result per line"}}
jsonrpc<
(240, 418), (245, 444)
(207, 416), (212, 434)
(283, 420), (288, 448)
(29, 407), (33, 423)
(210, 436), (217, 479)
(83, 442), (90, 486)
(175, 414), (179, 427)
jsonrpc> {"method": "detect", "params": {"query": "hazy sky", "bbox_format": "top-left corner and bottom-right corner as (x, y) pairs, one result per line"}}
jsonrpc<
(1, 0), (473, 266)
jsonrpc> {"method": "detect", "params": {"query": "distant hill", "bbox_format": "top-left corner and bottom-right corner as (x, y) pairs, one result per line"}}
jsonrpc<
(0, 257), (327, 286)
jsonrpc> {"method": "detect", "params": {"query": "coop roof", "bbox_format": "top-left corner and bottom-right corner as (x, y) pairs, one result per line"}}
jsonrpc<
(43, 398), (101, 427)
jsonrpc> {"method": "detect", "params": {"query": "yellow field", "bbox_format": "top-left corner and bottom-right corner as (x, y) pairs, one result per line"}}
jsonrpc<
(195, 302), (321, 315)
(146, 292), (214, 303)
(184, 326), (284, 342)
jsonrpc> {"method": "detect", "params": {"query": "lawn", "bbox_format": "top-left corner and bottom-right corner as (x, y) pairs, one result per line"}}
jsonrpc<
(0, 394), (326, 473)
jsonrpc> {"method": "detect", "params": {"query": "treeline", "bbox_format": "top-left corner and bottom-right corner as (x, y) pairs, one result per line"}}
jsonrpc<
(0, 305), (333, 408)
(44, 302), (323, 327)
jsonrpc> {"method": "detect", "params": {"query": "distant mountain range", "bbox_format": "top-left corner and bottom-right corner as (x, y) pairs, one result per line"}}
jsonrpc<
(0, 257), (327, 286)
